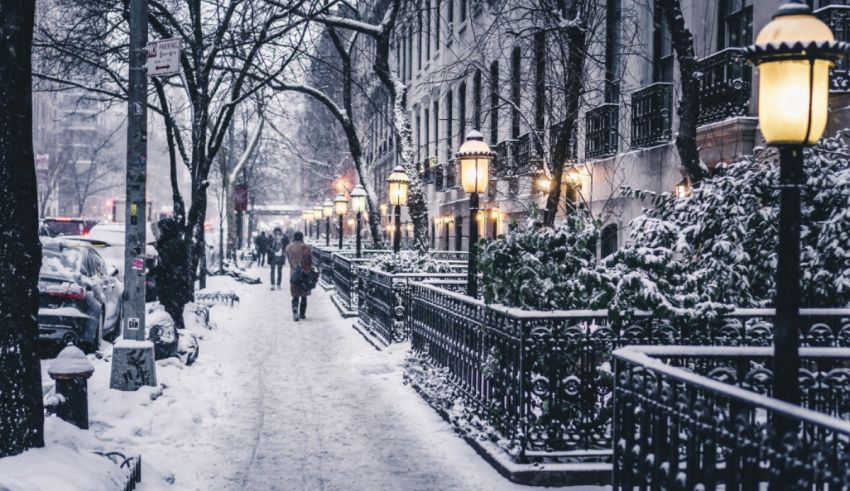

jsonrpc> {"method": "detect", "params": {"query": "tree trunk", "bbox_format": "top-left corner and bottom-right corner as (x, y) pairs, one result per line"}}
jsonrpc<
(0, 0), (45, 457)
(659, 0), (708, 184)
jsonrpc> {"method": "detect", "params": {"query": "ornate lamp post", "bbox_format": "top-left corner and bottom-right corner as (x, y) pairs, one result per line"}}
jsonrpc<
(312, 206), (322, 241)
(457, 130), (494, 298)
(745, 1), (846, 412)
(334, 193), (348, 250)
(350, 185), (367, 258)
(386, 166), (410, 253)
(302, 209), (311, 236)
(322, 200), (333, 246)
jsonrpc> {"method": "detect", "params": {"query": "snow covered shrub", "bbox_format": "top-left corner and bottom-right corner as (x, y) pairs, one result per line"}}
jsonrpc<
(480, 132), (850, 314)
(367, 250), (452, 273)
(478, 214), (604, 309)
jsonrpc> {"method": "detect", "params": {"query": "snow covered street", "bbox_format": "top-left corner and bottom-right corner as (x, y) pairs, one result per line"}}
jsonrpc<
(21, 268), (598, 491)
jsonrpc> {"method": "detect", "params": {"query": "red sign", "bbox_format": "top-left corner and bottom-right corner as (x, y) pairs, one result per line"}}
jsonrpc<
(234, 184), (249, 212)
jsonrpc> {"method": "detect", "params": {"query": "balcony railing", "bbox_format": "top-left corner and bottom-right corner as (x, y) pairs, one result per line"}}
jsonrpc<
(816, 5), (850, 92)
(444, 159), (457, 189)
(514, 132), (544, 175)
(549, 119), (576, 161)
(407, 280), (850, 463)
(434, 164), (445, 191)
(613, 345), (850, 489)
(631, 82), (672, 149)
(697, 47), (752, 125)
(585, 103), (619, 159)
(493, 139), (516, 177)
(421, 156), (437, 184)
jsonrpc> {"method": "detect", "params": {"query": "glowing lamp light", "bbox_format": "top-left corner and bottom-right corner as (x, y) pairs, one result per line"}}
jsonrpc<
(380, 203), (388, 216)
(302, 210), (312, 222)
(347, 218), (355, 227)
(334, 193), (348, 216)
(312, 206), (323, 221)
(456, 130), (494, 194)
(322, 200), (333, 218)
(674, 179), (690, 198)
(386, 166), (410, 207)
(745, 2), (847, 145)
(350, 185), (367, 214)
(537, 176), (552, 193)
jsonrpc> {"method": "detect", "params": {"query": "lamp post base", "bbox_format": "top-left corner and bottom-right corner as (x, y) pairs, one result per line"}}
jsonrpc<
(109, 339), (157, 391)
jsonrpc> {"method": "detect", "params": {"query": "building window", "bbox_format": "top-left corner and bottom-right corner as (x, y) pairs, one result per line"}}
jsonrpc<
(460, 0), (467, 23)
(446, 90), (453, 160)
(436, 0), (442, 48)
(600, 224), (618, 258)
(448, 0), (454, 26)
(490, 60), (499, 143)
(458, 81), (467, 145)
(424, 107), (430, 157)
(454, 216), (463, 251)
(653, 0), (673, 83)
(433, 99), (440, 159)
(605, 0), (621, 102)
(510, 47), (521, 139)
(417, 9), (423, 71)
(473, 69), (482, 130)
(534, 31), (545, 131)
(426, 0), (432, 60)
(718, 0), (753, 49)
(407, 25), (413, 80)
(415, 110), (421, 162)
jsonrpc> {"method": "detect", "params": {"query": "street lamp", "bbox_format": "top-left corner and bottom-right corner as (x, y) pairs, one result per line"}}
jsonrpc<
(457, 130), (494, 298)
(745, 1), (846, 413)
(302, 209), (311, 235)
(313, 206), (323, 241)
(350, 184), (367, 258)
(334, 193), (348, 250)
(322, 200), (333, 246)
(386, 166), (409, 253)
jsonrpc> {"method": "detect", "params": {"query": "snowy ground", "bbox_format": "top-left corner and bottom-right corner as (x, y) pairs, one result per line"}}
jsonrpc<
(11, 267), (605, 490)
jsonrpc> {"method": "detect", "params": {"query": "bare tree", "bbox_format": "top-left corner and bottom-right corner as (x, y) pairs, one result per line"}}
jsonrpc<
(0, 0), (45, 458)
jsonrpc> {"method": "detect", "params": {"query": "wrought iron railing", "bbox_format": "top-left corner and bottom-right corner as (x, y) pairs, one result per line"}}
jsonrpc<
(514, 132), (543, 175)
(330, 254), (373, 316)
(434, 164), (446, 191)
(631, 82), (672, 148)
(697, 47), (751, 125)
(358, 268), (467, 345)
(613, 345), (850, 489)
(407, 281), (850, 462)
(585, 103), (619, 158)
(816, 5), (850, 92)
(493, 139), (516, 177)
(312, 246), (337, 289)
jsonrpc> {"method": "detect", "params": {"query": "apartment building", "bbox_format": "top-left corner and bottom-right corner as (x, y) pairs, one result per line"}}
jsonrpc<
(360, 0), (850, 253)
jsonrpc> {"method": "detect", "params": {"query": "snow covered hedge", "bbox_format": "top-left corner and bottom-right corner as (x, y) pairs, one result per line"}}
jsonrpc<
(367, 250), (452, 274)
(480, 133), (850, 316)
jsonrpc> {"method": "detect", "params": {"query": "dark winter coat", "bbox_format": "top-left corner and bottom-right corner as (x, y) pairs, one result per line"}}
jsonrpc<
(269, 236), (289, 264)
(285, 240), (313, 297)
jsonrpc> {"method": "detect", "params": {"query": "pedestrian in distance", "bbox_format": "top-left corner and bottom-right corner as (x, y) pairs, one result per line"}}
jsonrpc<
(285, 231), (314, 321)
(268, 227), (289, 290)
(255, 231), (268, 267)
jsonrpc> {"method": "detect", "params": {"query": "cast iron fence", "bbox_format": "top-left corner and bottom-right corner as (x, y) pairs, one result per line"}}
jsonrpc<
(613, 345), (850, 489)
(493, 139), (516, 177)
(697, 47), (751, 125)
(514, 132), (544, 175)
(407, 281), (850, 463)
(358, 268), (467, 345)
(631, 82), (672, 149)
(585, 103), (619, 159)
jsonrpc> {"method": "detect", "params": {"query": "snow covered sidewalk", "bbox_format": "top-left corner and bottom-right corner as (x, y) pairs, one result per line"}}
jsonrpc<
(20, 268), (601, 490)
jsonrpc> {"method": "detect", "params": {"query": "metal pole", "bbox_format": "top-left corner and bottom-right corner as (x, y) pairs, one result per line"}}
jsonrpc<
(338, 215), (344, 249)
(325, 217), (330, 246)
(393, 205), (401, 253)
(467, 192), (479, 298)
(356, 212), (362, 258)
(110, 0), (156, 390)
(773, 145), (803, 418)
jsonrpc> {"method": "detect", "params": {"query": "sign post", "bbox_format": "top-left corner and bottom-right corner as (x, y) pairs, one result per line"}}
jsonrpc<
(110, 0), (159, 391)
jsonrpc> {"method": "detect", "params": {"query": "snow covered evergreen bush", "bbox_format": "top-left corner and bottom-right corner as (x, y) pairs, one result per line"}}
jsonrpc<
(480, 132), (850, 315)
(367, 250), (452, 273)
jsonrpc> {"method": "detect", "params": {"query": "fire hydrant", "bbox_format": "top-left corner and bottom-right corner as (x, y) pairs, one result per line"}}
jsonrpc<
(48, 345), (95, 429)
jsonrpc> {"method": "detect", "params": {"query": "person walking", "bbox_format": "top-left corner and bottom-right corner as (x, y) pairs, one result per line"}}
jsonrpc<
(285, 231), (313, 321)
(268, 227), (289, 290)
(255, 231), (268, 267)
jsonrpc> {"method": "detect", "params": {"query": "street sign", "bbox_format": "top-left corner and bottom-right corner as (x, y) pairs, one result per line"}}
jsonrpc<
(146, 38), (181, 77)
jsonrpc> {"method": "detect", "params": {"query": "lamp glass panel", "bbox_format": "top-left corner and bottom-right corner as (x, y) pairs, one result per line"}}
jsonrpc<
(351, 195), (366, 213)
(460, 156), (489, 193)
(758, 59), (830, 145)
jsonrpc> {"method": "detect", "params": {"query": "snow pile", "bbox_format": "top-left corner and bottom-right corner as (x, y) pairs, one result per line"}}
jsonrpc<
(367, 250), (452, 273)
(0, 443), (127, 491)
(480, 132), (850, 318)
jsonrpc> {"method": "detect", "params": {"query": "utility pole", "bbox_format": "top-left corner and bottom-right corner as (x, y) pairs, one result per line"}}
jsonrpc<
(110, 0), (156, 390)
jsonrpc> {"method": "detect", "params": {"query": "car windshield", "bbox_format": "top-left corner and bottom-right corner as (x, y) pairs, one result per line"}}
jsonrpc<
(40, 248), (82, 278)
(44, 220), (85, 237)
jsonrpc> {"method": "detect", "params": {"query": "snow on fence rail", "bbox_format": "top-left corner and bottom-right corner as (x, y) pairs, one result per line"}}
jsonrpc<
(612, 345), (850, 489)
(407, 280), (850, 465)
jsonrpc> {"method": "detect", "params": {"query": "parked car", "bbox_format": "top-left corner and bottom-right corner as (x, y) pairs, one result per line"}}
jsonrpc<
(39, 217), (100, 238)
(65, 222), (160, 301)
(38, 240), (123, 353)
